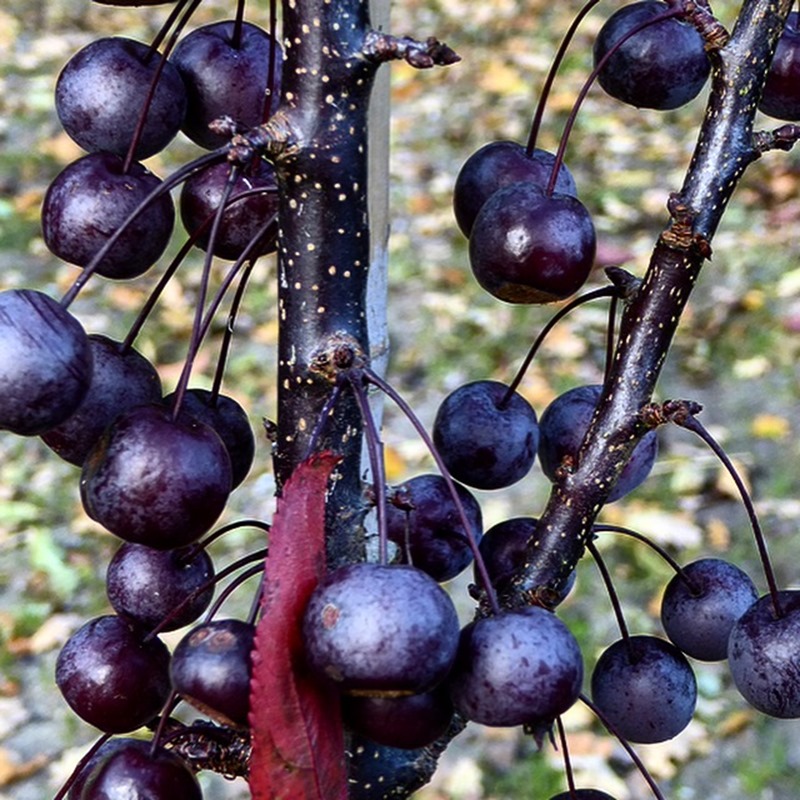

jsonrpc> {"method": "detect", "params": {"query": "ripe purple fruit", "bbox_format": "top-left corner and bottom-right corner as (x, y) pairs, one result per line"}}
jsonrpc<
(302, 563), (460, 696)
(80, 403), (232, 549)
(469, 182), (596, 304)
(550, 791), (616, 800)
(106, 542), (215, 631)
(78, 739), (201, 799)
(171, 20), (283, 149)
(42, 335), (162, 466)
(591, 635), (697, 743)
(448, 606), (583, 727)
(538, 384), (658, 502)
(180, 159), (278, 260)
(385, 473), (482, 583)
(342, 685), (454, 749)
(170, 618), (255, 728)
(0, 289), (92, 436)
(41, 152), (175, 280)
(453, 140), (577, 237)
(432, 380), (539, 490)
(55, 615), (171, 733)
(593, 1), (711, 110)
(55, 36), (187, 159)
(759, 12), (800, 121)
(660, 558), (758, 661)
(728, 590), (800, 718)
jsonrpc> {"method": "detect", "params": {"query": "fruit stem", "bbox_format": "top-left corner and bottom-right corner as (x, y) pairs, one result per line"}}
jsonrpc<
(580, 693), (666, 800)
(671, 409), (785, 617)
(125, 0), (202, 174)
(500, 285), (620, 407)
(363, 367), (502, 615)
(190, 518), (271, 556)
(203, 562), (266, 624)
(555, 715), (579, 798)
(525, 0), (603, 157)
(170, 166), (241, 422)
(264, 0), (280, 123)
(232, 0), (246, 50)
(348, 372), (391, 565)
(593, 523), (700, 593)
(586, 539), (631, 646)
(546, 7), (682, 196)
(210, 261), (254, 405)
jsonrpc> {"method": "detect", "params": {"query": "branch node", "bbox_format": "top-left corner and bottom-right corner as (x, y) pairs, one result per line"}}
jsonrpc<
(309, 333), (368, 382)
(754, 124), (800, 154)
(681, 0), (730, 50)
(363, 29), (461, 68)
(227, 111), (298, 165)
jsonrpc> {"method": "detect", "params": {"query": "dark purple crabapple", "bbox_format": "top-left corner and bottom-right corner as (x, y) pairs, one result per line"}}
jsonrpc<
(468, 182), (596, 304)
(453, 140), (578, 237)
(55, 36), (187, 160)
(302, 563), (460, 696)
(180, 159), (279, 261)
(55, 614), (171, 733)
(78, 739), (202, 799)
(432, 379), (539, 490)
(106, 542), (215, 631)
(550, 791), (616, 800)
(171, 20), (284, 150)
(728, 590), (800, 718)
(385, 473), (482, 583)
(593, 1), (711, 110)
(0, 288), (92, 436)
(448, 606), (583, 728)
(759, 12), (800, 121)
(660, 557), (758, 661)
(170, 619), (255, 728)
(80, 403), (232, 549)
(41, 152), (175, 280)
(591, 635), (697, 743)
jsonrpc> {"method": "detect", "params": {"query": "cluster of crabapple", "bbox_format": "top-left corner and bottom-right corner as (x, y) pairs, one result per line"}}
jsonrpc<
(3, 0), (800, 798)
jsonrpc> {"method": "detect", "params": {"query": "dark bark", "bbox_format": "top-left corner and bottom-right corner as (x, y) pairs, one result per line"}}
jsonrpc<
(500, 0), (795, 608)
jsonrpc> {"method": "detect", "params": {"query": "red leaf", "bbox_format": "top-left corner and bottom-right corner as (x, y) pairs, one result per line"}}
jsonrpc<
(248, 452), (347, 800)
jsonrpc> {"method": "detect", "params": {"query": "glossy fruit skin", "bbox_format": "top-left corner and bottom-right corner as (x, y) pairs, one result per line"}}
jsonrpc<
(469, 182), (596, 304)
(593, 1), (710, 110)
(171, 21), (283, 150)
(660, 558), (758, 661)
(180, 159), (278, 260)
(432, 380), (539, 490)
(302, 563), (460, 696)
(167, 388), (255, 489)
(448, 606), (583, 727)
(385, 473), (483, 583)
(42, 152), (175, 280)
(538, 384), (658, 502)
(55, 615), (171, 733)
(106, 543), (215, 631)
(591, 635), (697, 743)
(453, 140), (577, 237)
(55, 37), (186, 160)
(80, 403), (232, 549)
(67, 738), (138, 799)
(0, 289), (92, 436)
(342, 685), (454, 749)
(42, 335), (162, 466)
(549, 791), (616, 800)
(170, 619), (255, 728)
(79, 739), (202, 799)
(759, 12), (800, 120)
(728, 590), (800, 718)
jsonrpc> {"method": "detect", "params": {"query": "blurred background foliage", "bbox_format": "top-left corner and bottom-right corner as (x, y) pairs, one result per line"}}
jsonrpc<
(2, 0), (800, 797)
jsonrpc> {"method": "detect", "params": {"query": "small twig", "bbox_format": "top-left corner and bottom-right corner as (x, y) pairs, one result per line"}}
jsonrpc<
(362, 30), (460, 68)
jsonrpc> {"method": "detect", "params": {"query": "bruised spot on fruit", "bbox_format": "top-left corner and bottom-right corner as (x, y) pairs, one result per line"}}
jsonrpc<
(322, 602), (341, 629)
